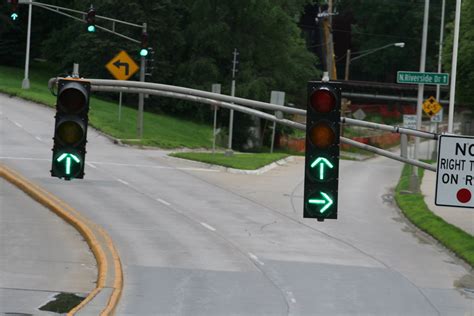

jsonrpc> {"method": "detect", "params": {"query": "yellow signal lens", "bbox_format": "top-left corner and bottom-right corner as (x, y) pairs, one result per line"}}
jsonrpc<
(57, 121), (84, 145)
(310, 123), (335, 148)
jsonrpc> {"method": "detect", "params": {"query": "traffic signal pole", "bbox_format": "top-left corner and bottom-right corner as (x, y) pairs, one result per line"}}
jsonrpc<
(21, 0), (32, 89)
(137, 23), (147, 138)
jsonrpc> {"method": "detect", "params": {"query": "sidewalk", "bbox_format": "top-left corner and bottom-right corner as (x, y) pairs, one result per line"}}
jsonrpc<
(421, 169), (474, 236)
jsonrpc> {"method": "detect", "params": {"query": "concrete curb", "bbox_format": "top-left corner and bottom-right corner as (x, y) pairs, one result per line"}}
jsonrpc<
(167, 155), (295, 175)
(0, 164), (123, 316)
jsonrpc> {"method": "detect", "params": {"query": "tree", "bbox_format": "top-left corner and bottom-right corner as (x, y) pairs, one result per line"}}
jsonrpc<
(443, 0), (474, 107)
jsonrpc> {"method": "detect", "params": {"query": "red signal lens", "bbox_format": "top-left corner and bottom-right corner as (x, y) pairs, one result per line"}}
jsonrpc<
(311, 89), (336, 113)
(310, 122), (336, 148)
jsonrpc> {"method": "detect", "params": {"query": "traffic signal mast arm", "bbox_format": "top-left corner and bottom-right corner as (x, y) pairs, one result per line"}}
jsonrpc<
(48, 76), (439, 173)
(18, 0), (143, 44)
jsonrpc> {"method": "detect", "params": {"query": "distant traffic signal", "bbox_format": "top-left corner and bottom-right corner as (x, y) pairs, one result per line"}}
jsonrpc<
(10, 0), (19, 20)
(304, 81), (341, 221)
(140, 32), (149, 57)
(86, 7), (96, 32)
(51, 79), (91, 180)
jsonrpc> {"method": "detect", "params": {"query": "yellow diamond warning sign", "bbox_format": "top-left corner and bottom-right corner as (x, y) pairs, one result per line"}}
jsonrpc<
(105, 50), (139, 80)
(422, 96), (442, 117)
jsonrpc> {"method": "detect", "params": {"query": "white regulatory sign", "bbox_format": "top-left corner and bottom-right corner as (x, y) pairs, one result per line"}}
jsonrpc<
(435, 135), (474, 208)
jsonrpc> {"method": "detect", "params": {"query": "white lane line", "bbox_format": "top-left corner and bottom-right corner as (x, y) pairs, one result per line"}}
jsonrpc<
(117, 178), (129, 186)
(156, 198), (171, 206)
(200, 222), (216, 232)
(35, 136), (42, 142)
(13, 121), (22, 128)
(86, 162), (97, 169)
(248, 252), (265, 266)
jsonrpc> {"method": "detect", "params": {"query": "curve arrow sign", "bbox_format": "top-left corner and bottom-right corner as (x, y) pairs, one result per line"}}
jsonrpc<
(113, 60), (130, 76)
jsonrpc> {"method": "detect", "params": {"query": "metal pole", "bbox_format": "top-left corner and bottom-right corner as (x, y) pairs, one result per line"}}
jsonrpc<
(228, 79), (235, 150)
(227, 48), (239, 154)
(344, 49), (351, 80)
(137, 22), (146, 138)
(211, 83), (221, 154)
(118, 91), (122, 122)
(448, 0), (461, 134)
(413, 0), (430, 191)
(270, 120), (276, 153)
(327, 0), (334, 79)
(436, 0), (446, 103)
(22, 1), (32, 89)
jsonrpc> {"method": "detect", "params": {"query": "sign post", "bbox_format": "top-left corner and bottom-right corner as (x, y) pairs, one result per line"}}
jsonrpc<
(435, 135), (474, 208)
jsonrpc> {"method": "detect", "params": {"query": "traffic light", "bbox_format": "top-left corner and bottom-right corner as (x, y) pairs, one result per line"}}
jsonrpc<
(140, 32), (149, 57)
(51, 79), (91, 180)
(10, 0), (19, 21)
(86, 7), (96, 32)
(304, 81), (341, 221)
(145, 47), (155, 77)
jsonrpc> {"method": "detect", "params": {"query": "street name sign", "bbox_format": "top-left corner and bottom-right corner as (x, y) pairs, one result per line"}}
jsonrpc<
(422, 96), (442, 117)
(106, 50), (139, 80)
(435, 135), (474, 208)
(397, 71), (449, 85)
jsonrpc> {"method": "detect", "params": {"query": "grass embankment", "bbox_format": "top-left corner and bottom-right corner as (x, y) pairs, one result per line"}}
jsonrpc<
(0, 63), (213, 148)
(170, 152), (289, 170)
(395, 164), (474, 267)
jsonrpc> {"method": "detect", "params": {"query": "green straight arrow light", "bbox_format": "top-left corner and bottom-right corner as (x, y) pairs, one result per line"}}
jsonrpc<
(11, 13), (18, 20)
(308, 192), (333, 213)
(57, 153), (80, 175)
(310, 157), (334, 180)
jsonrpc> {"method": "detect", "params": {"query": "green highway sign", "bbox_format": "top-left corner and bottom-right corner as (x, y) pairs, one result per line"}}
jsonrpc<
(397, 71), (449, 85)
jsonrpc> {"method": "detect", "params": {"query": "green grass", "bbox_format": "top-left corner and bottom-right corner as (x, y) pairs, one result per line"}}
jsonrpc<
(0, 63), (213, 149)
(395, 164), (474, 267)
(170, 152), (289, 170)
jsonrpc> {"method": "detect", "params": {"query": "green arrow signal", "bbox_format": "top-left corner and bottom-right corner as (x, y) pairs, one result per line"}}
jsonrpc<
(308, 192), (333, 213)
(11, 13), (18, 20)
(57, 153), (80, 175)
(310, 157), (334, 180)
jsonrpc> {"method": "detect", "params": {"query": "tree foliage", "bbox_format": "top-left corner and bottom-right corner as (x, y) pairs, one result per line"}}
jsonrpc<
(0, 0), (319, 149)
(443, 0), (474, 106)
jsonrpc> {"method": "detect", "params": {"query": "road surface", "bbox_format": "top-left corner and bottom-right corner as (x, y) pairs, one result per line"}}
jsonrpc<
(1, 93), (473, 315)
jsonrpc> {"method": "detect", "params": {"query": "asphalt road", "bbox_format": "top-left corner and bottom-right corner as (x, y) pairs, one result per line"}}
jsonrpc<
(1, 93), (473, 315)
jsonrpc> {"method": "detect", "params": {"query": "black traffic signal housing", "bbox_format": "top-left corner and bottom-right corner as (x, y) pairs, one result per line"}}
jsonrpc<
(51, 79), (91, 180)
(145, 47), (155, 77)
(304, 81), (341, 221)
(10, 0), (19, 21)
(86, 7), (96, 32)
(140, 32), (149, 57)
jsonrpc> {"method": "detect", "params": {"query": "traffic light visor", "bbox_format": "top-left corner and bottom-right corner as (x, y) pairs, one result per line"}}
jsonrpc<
(58, 82), (88, 114)
(310, 89), (336, 113)
(310, 122), (336, 148)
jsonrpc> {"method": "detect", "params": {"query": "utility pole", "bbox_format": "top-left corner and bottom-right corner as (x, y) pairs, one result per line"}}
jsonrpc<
(448, 0), (462, 133)
(327, 0), (336, 79)
(22, 1), (32, 89)
(137, 22), (147, 138)
(413, 0), (430, 192)
(226, 48), (239, 155)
